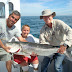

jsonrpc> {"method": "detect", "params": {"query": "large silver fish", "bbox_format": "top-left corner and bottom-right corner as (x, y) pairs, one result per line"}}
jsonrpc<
(5, 42), (72, 59)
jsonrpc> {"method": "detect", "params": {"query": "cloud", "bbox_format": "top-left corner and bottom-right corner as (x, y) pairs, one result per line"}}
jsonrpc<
(50, 0), (72, 16)
(20, 2), (48, 16)
(21, 0), (53, 3)
(39, 0), (53, 2)
(66, 0), (72, 8)
(57, 0), (72, 15)
(20, 0), (72, 16)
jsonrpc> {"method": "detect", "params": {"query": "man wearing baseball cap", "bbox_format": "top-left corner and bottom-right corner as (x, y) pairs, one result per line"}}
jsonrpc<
(39, 9), (72, 72)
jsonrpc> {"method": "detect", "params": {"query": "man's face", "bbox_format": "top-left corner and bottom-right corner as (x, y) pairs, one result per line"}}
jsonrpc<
(22, 26), (30, 37)
(43, 15), (53, 25)
(7, 13), (20, 27)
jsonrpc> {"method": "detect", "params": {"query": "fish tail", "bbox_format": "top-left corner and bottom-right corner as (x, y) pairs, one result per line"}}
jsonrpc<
(64, 51), (72, 61)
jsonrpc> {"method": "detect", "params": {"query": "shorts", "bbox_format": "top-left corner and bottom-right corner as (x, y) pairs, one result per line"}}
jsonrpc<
(0, 48), (12, 61)
(13, 54), (38, 64)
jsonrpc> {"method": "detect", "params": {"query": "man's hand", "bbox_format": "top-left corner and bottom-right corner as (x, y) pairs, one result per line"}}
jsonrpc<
(30, 52), (37, 56)
(3, 46), (11, 53)
(57, 45), (67, 54)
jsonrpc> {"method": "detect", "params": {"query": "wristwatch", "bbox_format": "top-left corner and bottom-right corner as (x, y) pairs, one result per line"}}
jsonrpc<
(63, 43), (69, 49)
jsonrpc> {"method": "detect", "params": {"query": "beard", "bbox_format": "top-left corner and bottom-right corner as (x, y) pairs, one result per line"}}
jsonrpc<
(7, 20), (15, 28)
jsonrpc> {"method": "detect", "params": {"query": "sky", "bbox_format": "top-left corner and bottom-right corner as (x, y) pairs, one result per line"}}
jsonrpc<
(20, 0), (72, 16)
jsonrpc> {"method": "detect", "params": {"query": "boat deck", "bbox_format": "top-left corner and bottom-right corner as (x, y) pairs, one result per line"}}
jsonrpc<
(0, 56), (72, 72)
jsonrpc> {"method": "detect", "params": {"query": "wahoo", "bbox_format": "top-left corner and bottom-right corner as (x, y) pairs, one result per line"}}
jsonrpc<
(6, 42), (72, 58)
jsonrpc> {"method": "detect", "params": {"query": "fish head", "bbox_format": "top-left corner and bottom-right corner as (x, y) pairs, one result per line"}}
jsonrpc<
(5, 42), (20, 47)
(5, 42), (22, 53)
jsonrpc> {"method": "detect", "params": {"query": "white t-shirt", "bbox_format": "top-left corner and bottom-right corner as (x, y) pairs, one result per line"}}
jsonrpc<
(0, 20), (21, 44)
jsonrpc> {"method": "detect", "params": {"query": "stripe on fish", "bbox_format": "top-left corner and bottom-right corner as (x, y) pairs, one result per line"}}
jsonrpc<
(5, 42), (72, 60)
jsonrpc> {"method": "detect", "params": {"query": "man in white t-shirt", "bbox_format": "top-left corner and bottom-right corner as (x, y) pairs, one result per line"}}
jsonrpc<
(0, 10), (27, 72)
(13, 25), (39, 72)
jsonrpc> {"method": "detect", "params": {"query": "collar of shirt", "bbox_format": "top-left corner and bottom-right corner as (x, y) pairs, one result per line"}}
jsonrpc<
(51, 20), (54, 28)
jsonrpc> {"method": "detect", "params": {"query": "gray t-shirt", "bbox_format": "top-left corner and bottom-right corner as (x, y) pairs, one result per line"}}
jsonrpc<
(26, 34), (39, 43)
(0, 20), (21, 44)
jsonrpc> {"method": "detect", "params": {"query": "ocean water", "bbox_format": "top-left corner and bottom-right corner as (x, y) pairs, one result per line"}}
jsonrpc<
(21, 16), (72, 38)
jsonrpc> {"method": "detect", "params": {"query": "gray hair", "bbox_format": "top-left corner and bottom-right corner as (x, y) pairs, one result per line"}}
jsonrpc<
(10, 10), (21, 17)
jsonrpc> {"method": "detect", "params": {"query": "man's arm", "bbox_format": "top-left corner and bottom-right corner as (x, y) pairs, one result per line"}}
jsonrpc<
(17, 36), (27, 42)
(39, 32), (50, 44)
(57, 20), (72, 54)
(0, 40), (10, 52)
(59, 20), (72, 47)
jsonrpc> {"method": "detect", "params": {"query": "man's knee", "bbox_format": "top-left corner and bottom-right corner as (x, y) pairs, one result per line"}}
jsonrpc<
(6, 60), (12, 65)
